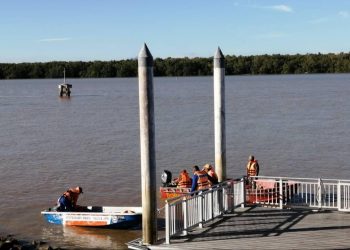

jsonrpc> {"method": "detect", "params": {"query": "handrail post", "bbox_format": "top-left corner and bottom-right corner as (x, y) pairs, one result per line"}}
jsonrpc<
(241, 178), (246, 208)
(222, 185), (227, 213)
(210, 188), (214, 219)
(165, 201), (170, 244)
(231, 180), (235, 213)
(199, 193), (204, 228)
(279, 178), (283, 209)
(318, 178), (322, 208)
(232, 180), (235, 212)
(255, 178), (258, 205)
(337, 181), (341, 211)
(182, 197), (188, 236)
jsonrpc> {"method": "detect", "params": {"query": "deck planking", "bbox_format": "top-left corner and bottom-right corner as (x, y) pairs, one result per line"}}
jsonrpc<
(147, 206), (350, 250)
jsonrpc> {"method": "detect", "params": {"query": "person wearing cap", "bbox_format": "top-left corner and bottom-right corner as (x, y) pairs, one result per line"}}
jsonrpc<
(246, 155), (260, 188)
(246, 155), (259, 178)
(57, 186), (83, 211)
(203, 163), (218, 186)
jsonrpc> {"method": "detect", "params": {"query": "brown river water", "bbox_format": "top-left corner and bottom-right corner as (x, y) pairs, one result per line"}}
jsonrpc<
(0, 74), (350, 249)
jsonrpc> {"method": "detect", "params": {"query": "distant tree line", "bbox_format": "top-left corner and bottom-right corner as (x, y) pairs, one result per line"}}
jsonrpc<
(1, 52), (350, 79)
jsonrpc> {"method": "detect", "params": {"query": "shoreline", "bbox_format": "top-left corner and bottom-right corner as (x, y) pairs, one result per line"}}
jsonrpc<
(0, 234), (63, 250)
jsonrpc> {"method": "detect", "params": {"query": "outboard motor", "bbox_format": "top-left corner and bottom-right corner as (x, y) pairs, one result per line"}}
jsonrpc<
(161, 170), (172, 187)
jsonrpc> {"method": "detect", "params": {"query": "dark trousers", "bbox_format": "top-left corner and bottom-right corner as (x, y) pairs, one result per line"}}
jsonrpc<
(58, 196), (73, 211)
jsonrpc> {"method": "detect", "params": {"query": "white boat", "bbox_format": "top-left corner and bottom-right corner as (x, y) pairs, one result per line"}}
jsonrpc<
(41, 206), (142, 228)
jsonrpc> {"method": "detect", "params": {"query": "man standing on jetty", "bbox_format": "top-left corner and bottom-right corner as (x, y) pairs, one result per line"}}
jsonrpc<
(246, 155), (259, 178)
(246, 155), (259, 188)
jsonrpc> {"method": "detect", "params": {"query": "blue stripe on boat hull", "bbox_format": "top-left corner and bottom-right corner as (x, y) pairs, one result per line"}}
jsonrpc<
(41, 206), (142, 229)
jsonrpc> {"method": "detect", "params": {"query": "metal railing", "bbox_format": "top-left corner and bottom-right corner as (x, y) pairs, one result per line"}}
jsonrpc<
(163, 176), (350, 244)
(164, 180), (236, 244)
(248, 176), (350, 211)
(233, 178), (245, 207)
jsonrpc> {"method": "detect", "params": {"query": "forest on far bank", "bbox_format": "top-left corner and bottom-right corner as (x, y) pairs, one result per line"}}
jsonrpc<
(1, 52), (350, 79)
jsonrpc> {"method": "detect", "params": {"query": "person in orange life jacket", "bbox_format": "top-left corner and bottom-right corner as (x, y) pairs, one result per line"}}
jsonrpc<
(174, 169), (192, 188)
(203, 163), (219, 186)
(191, 165), (210, 192)
(246, 155), (259, 177)
(57, 186), (83, 211)
(246, 155), (259, 188)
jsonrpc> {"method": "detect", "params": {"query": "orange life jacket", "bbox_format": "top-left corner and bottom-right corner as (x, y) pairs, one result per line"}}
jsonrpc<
(178, 171), (192, 188)
(246, 160), (258, 177)
(195, 170), (210, 190)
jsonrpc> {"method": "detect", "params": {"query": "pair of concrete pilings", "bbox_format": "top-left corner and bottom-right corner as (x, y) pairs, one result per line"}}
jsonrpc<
(138, 44), (226, 245)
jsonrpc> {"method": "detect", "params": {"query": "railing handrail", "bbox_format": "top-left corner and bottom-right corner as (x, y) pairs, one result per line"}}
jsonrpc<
(162, 175), (350, 244)
(164, 179), (234, 204)
(244, 175), (350, 211)
(164, 179), (235, 244)
(250, 175), (350, 183)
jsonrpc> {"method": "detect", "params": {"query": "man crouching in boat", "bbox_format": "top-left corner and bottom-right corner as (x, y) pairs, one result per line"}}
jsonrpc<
(56, 186), (83, 212)
(191, 165), (210, 193)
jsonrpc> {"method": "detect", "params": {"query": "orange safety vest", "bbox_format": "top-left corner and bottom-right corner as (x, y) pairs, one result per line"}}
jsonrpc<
(178, 171), (192, 188)
(246, 160), (259, 177)
(195, 170), (210, 190)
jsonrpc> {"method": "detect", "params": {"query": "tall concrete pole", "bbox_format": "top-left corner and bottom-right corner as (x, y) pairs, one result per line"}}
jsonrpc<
(213, 47), (226, 182)
(138, 43), (157, 245)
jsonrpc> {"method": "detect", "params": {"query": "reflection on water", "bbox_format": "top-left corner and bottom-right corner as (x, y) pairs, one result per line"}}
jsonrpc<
(42, 225), (141, 249)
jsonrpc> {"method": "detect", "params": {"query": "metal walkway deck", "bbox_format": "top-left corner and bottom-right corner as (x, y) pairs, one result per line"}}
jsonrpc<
(144, 206), (350, 250)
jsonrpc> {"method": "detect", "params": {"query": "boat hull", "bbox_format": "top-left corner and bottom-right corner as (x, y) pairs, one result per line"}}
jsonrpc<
(160, 187), (191, 199)
(41, 206), (142, 229)
(245, 180), (298, 204)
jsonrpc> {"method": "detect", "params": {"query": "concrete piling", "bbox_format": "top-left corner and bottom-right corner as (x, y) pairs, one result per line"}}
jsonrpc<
(213, 47), (226, 182)
(138, 43), (157, 245)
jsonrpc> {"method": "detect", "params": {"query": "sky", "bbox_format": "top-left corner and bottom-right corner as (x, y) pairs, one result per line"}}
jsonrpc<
(1, 0), (350, 63)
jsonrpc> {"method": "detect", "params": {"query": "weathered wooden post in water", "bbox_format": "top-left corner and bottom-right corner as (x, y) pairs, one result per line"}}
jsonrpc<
(138, 44), (157, 245)
(214, 47), (226, 182)
(58, 68), (72, 97)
